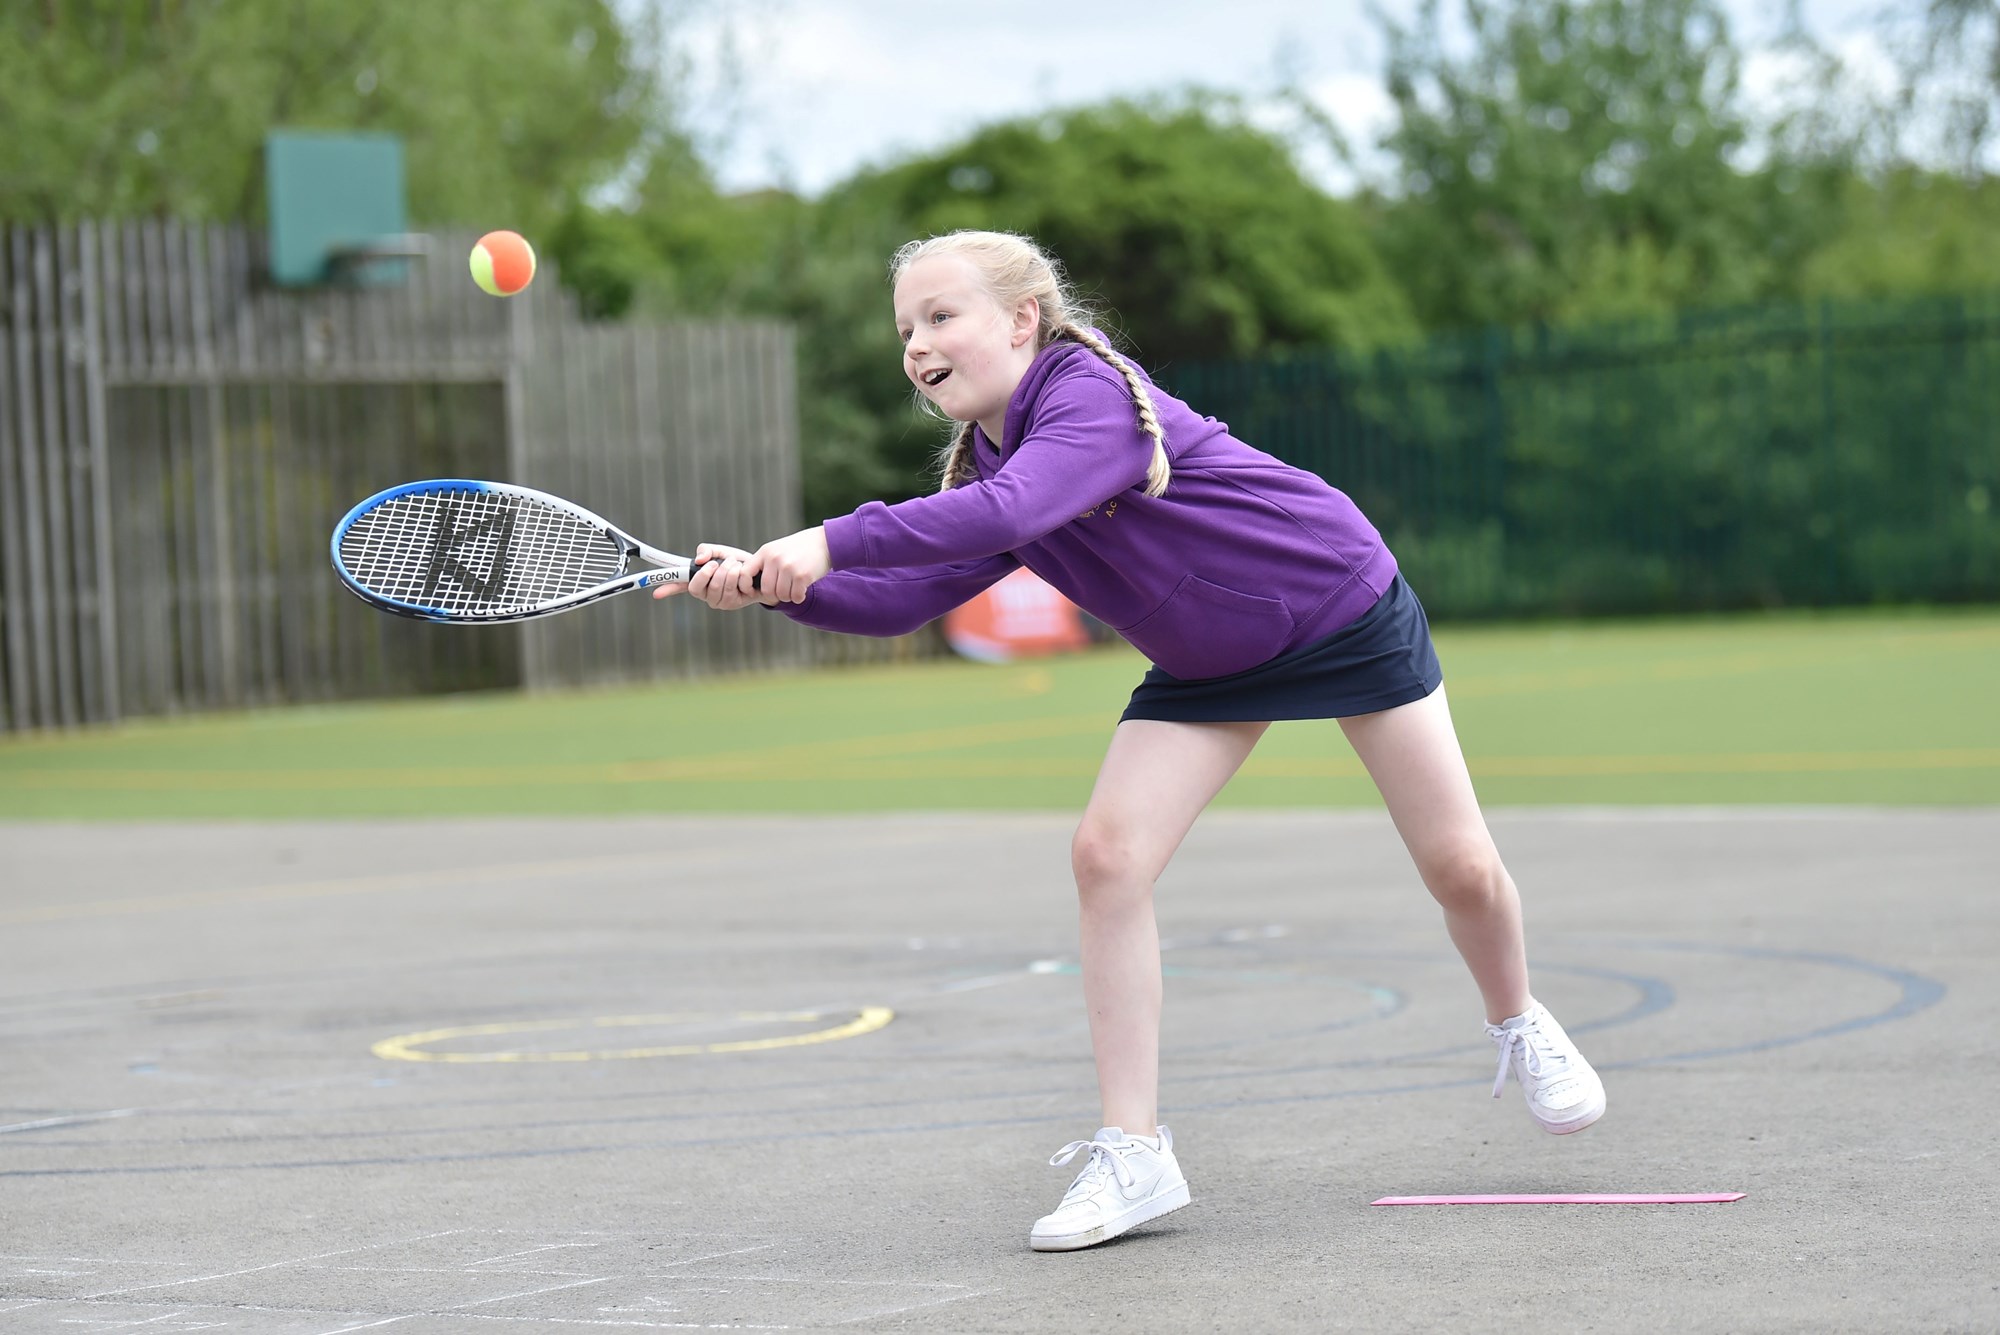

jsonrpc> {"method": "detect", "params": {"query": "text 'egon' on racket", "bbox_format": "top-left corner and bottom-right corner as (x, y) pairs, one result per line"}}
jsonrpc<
(331, 479), (755, 624)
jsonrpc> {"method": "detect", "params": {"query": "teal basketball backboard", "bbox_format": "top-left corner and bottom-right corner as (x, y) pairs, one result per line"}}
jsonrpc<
(266, 131), (428, 287)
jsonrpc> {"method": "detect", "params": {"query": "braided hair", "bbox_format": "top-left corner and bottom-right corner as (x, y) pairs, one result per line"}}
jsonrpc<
(889, 231), (1170, 498)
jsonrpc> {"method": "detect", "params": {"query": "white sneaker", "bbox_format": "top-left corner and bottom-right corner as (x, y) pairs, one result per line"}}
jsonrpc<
(1030, 1125), (1191, 1252)
(1487, 1001), (1606, 1135)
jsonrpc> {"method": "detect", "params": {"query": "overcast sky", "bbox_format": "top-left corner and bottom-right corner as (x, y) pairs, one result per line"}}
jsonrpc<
(660, 0), (1899, 197)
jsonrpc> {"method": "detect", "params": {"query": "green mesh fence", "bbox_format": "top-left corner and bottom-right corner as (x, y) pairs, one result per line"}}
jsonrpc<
(1166, 293), (2000, 619)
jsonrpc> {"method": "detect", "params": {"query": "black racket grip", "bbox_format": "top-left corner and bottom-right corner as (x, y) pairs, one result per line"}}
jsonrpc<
(689, 558), (762, 592)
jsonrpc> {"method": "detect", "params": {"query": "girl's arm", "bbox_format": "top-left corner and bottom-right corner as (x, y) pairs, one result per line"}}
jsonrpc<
(776, 552), (1020, 638)
(824, 369), (1151, 571)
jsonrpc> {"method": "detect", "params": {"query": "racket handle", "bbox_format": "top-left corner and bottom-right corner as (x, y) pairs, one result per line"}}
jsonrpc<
(689, 558), (762, 592)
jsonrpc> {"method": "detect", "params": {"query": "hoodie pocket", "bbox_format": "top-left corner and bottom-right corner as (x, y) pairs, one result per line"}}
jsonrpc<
(1120, 574), (1297, 680)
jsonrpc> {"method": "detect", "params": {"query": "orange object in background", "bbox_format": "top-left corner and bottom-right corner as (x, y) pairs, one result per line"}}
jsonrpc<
(942, 567), (1091, 662)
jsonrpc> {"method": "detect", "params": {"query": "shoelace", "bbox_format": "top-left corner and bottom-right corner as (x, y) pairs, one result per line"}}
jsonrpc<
(1487, 1016), (1575, 1099)
(1048, 1137), (1140, 1203)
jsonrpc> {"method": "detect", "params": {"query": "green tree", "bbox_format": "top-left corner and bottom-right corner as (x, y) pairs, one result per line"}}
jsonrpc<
(833, 96), (1417, 367)
(1370, 0), (1841, 331)
(0, 0), (662, 233)
(544, 128), (811, 321)
(773, 97), (1419, 517)
(1799, 169), (2000, 296)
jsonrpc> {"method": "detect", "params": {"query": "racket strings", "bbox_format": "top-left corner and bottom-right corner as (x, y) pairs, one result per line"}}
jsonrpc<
(339, 488), (626, 615)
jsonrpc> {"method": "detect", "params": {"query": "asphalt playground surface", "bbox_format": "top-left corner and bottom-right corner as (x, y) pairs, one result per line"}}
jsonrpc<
(2, 809), (1996, 1333)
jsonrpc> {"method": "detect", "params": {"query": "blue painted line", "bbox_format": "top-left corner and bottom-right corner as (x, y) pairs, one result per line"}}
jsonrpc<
(0, 941), (1945, 1176)
(1174, 959), (1674, 1082)
(1600, 941), (1946, 1067)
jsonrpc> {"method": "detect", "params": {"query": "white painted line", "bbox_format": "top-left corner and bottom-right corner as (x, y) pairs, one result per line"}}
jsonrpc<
(302, 1265), (592, 1278)
(77, 1229), (470, 1300)
(654, 1244), (777, 1270)
(466, 1243), (603, 1268)
(835, 1286), (999, 1324)
(663, 1276), (970, 1289)
(933, 972), (1034, 994)
(0, 1109), (139, 1135)
(452, 1315), (794, 1329)
(0, 1257), (172, 1264)
(447, 1276), (615, 1309)
(307, 1318), (413, 1335)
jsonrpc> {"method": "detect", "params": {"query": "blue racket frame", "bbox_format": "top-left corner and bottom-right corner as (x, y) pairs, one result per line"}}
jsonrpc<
(330, 478), (696, 624)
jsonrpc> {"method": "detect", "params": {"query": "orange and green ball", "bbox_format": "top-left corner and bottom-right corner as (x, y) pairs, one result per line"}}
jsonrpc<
(470, 230), (536, 297)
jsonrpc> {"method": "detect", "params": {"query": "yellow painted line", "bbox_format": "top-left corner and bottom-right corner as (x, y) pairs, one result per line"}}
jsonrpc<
(1447, 630), (2000, 699)
(0, 716), (1112, 790)
(1469, 748), (2000, 777)
(372, 1008), (895, 1063)
(0, 715), (1115, 790)
(7, 746), (2000, 793)
(0, 654), (1061, 753)
(658, 712), (1110, 763)
(1249, 748), (2000, 778)
(0, 761), (1100, 789)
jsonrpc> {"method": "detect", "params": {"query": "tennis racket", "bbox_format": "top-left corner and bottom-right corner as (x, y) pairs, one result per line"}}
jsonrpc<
(331, 479), (753, 624)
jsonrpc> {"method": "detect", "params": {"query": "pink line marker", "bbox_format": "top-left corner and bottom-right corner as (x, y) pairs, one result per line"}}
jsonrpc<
(1372, 1193), (1745, 1206)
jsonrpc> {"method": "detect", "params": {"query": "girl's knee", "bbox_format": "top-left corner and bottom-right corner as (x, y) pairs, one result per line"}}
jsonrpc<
(1071, 819), (1153, 900)
(1419, 839), (1510, 912)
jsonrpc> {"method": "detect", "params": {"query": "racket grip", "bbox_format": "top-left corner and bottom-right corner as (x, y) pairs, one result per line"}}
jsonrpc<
(690, 559), (762, 592)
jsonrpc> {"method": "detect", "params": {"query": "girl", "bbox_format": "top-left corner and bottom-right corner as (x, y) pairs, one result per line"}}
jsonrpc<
(656, 230), (1605, 1252)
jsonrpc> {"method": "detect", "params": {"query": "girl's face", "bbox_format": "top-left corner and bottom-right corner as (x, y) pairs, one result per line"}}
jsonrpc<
(893, 254), (1039, 436)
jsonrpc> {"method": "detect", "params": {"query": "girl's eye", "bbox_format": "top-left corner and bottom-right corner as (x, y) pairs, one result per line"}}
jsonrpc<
(931, 311), (950, 324)
(898, 329), (912, 343)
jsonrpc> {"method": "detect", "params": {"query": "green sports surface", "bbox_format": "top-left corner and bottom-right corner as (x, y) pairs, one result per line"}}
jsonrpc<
(3, 607), (1996, 819)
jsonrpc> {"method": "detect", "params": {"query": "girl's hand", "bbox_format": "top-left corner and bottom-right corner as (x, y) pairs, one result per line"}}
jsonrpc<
(744, 527), (831, 604)
(653, 544), (776, 610)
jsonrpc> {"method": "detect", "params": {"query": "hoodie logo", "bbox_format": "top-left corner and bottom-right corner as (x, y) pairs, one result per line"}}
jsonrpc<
(1075, 499), (1119, 522)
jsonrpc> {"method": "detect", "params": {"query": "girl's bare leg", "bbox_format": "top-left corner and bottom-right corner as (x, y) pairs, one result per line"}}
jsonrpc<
(1338, 685), (1532, 1023)
(1072, 718), (1269, 1131)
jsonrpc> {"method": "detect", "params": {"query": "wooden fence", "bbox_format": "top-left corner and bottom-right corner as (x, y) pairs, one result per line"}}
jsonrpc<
(0, 221), (925, 733)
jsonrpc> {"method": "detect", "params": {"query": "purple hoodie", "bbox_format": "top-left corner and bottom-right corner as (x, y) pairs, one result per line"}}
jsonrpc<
(782, 337), (1397, 681)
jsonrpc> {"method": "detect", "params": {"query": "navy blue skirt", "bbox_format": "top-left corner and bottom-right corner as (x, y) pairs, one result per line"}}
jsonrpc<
(1120, 574), (1443, 724)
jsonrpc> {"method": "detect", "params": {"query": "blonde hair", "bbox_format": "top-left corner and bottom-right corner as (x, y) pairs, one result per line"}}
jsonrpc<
(890, 230), (1170, 497)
